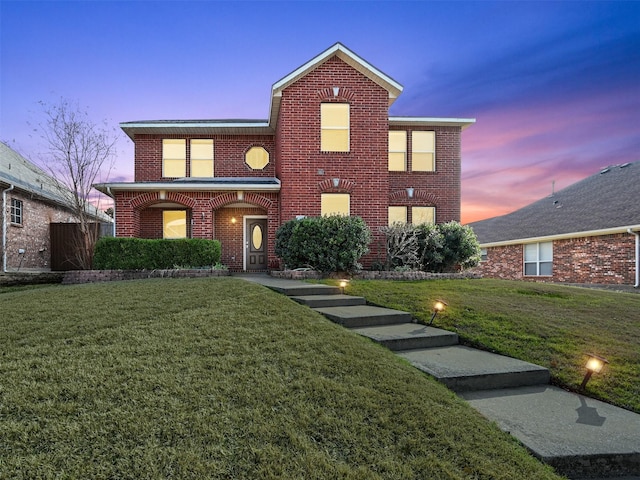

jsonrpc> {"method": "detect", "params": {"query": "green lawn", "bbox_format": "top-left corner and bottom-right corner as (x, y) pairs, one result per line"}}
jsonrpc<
(342, 278), (640, 413)
(0, 278), (562, 479)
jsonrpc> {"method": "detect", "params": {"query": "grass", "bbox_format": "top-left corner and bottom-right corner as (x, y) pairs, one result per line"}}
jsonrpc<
(342, 278), (640, 413)
(0, 278), (563, 479)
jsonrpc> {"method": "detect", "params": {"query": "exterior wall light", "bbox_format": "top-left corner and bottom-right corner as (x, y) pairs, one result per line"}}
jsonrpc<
(428, 300), (447, 325)
(332, 178), (340, 187)
(231, 217), (237, 224)
(580, 354), (608, 390)
(406, 187), (414, 199)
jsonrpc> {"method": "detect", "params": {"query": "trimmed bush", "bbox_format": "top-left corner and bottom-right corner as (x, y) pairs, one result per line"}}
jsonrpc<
(275, 215), (371, 274)
(93, 237), (221, 270)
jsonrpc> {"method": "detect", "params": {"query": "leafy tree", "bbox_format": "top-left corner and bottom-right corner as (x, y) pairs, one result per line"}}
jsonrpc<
(432, 221), (481, 272)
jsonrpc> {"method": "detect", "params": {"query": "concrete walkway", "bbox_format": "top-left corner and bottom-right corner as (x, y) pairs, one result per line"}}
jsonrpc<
(239, 275), (640, 480)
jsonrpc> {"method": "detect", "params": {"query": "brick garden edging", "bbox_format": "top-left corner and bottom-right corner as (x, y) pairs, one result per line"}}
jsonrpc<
(62, 269), (230, 285)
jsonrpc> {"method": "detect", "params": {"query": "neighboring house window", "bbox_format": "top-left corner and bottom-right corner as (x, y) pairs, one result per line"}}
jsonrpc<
(412, 131), (435, 171)
(321, 103), (349, 152)
(190, 139), (214, 177)
(480, 248), (488, 262)
(321, 193), (350, 216)
(163, 210), (187, 239)
(388, 131), (407, 171)
(163, 139), (186, 178)
(245, 146), (269, 170)
(10, 198), (23, 225)
(412, 206), (435, 225)
(388, 206), (407, 225)
(524, 242), (553, 276)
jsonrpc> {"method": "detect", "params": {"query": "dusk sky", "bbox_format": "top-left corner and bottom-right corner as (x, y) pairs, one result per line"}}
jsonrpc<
(2, 1), (639, 224)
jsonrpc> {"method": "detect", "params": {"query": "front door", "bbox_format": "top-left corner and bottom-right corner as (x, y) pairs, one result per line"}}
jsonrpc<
(245, 218), (268, 270)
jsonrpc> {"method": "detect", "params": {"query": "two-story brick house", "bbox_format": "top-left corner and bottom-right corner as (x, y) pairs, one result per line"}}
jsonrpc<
(95, 43), (474, 271)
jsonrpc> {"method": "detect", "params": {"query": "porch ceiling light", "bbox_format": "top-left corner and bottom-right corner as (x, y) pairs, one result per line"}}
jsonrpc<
(580, 354), (608, 390)
(428, 300), (447, 326)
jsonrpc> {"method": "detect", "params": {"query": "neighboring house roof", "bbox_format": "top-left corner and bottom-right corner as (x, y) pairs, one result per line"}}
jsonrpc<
(469, 161), (640, 246)
(0, 142), (111, 222)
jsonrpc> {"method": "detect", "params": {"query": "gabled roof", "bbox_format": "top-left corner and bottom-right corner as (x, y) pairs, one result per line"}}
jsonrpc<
(0, 142), (111, 222)
(269, 42), (404, 127)
(469, 161), (640, 246)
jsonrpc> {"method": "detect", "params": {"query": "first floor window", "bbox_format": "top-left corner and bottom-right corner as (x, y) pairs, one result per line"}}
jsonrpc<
(412, 206), (435, 225)
(524, 242), (553, 276)
(321, 193), (350, 216)
(163, 210), (187, 239)
(10, 198), (23, 225)
(388, 206), (407, 225)
(163, 139), (186, 178)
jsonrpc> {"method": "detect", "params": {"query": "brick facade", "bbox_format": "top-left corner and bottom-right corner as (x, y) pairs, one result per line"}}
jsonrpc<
(101, 44), (472, 271)
(2, 190), (73, 270)
(476, 233), (636, 284)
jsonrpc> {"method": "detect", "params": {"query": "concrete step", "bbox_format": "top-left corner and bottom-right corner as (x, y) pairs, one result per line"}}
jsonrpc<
(351, 323), (459, 351)
(397, 345), (550, 392)
(290, 294), (366, 308)
(461, 385), (640, 479)
(239, 275), (342, 296)
(313, 305), (412, 328)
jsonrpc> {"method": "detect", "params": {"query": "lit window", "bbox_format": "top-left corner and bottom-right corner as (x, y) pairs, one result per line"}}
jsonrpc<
(412, 206), (435, 225)
(190, 139), (214, 177)
(524, 242), (553, 276)
(163, 139), (186, 178)
(388, 206), (407, 225)
(163, 210), (187, 239)
(321, 193), (350, 216)
(321, 103), (349, 152)
(10, 198), (23, 225)
(389, 131), (407, 171)
(245, 146), (269, 170)
(412, 131), (435, 171)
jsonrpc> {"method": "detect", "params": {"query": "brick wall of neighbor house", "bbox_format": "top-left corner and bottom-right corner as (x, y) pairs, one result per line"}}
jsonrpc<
(388, 125), (461, 223)
(3, 191), (73, 271)
(134, 135), (276, 181)
(276, 56), (390, 265)
(477, 233), (636, 284)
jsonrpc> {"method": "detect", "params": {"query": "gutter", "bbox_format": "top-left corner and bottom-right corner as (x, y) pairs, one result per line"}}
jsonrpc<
(628, 229), (640, 288)
(2, 184), (15, 273)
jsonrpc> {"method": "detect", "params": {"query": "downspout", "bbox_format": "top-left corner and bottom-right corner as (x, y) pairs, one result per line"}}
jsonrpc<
(2, 184), (15, 273)
(107, 187), (116, 237)
(628, 228), (640, 288)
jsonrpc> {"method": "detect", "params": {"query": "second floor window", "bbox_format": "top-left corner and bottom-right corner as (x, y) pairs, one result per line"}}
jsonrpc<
(321, 103), (349, 152)
(162, 139), (214, 178)
(10, 198), (23, 225)
(388, 131), (407, 171)
(412, 131), (435, 171)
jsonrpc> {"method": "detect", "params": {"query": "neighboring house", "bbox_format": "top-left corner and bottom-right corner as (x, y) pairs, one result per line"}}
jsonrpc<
(1, 142), (111, 272)
(95, 43), (474, 271)
(469, 162), (640, 287)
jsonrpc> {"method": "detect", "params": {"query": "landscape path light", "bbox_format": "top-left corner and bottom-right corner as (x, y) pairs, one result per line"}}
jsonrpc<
(339, 279), (349, 294)
(428, 300), (447, 326)
(580, 353), (608, 390)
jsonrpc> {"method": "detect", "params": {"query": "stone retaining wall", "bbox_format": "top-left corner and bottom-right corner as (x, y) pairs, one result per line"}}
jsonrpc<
(62, 269), (230, 285)
(270, 270), (481, 281)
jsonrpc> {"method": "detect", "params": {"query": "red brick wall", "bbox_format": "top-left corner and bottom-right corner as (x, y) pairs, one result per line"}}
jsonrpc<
(134, 135), (276, 181)
(388, 125), (461, 223)
(476, 233), (637, 284)
(3, 190), (75, 270)
(276, 56), (391, 264)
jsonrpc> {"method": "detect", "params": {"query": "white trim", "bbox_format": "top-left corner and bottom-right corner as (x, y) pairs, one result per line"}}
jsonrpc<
(95, 179), (281, 196)
(243, 215), (268, 271)
(389, 117), (476, 130)
(479, 224), (640, 248)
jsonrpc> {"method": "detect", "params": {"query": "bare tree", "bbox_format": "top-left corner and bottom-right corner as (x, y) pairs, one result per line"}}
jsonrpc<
(38, 98), (118, 269)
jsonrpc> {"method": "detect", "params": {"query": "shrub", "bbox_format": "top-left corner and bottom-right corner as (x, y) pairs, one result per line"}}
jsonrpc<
(275, 215), (371, 274)
(435, 221), (481, 272)
(379, 222), (420, 270)
(93, 237), (221, 270)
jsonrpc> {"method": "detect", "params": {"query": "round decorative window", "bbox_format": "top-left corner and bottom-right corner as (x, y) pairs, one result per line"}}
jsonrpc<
(245, 146), (269, 170)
